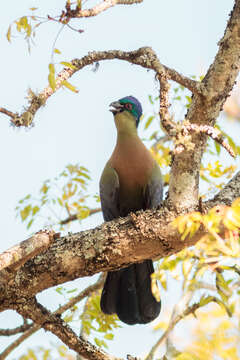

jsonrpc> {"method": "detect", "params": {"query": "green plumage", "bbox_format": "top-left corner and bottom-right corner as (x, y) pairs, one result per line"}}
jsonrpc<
(100, 96), (163, 325)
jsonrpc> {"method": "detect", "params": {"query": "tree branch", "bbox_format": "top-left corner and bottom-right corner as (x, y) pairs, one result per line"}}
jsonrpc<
(1, 47), (201, 127)
(0, 230), (58, 273)
(0, 320), (32, 336)
(60, 207), (101, 225)
(0, 171), (239, 311)
(60, 0), (143, 21)
(14, 297), (119, 360)
(0, 275), (105, 359)
(168, 0), (240, 212)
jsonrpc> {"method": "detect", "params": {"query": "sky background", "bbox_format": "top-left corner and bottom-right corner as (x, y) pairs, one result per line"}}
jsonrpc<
(0, 0), (238, 358)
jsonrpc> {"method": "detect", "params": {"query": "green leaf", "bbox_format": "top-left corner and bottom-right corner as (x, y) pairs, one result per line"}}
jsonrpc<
(27, 218), (34, 229)
(67, 288), (77, 294)
(32, 206), (40, 216)
(215, 141), (221, 155)
(104, 333), (114, 340)
(148, 95), (154, 104)
(55, 286), (63, 295)
(199, 295), (214, 307)
(94, 338), (102, 347)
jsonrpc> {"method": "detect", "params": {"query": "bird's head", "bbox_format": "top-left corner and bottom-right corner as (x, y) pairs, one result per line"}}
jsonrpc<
(110, 96), (142, 133)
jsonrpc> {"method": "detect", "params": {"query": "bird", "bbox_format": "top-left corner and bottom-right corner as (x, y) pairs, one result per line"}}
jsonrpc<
(99, 95), (163, 325)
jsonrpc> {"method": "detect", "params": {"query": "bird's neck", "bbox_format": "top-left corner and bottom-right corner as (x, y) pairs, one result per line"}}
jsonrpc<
(116, 128), (138, 142)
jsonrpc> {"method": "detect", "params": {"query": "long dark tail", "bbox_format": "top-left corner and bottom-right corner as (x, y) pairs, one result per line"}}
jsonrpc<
(100, 260), (161, 325)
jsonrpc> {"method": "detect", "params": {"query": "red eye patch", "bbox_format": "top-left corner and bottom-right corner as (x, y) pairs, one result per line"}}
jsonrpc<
(125, 103), (133, 110)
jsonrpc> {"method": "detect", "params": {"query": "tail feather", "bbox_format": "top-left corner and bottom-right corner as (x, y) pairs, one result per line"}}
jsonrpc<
(100, 260), (161, 325)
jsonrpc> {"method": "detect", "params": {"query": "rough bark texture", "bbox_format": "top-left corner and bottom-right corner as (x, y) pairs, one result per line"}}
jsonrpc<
(1, 1), (240, 359)
(168, 0), (240, 212)
(1, 171), (240, 312)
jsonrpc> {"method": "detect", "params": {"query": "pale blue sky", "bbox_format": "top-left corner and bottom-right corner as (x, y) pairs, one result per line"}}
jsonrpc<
(0, 0), (236, 358)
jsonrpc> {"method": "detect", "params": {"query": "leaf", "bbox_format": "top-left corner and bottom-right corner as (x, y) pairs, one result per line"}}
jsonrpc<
(62, 80), (79, 93)
(27, 218), (34, 229)
(57, 197), (63, 206)
(148, 95), (154, 104)
(94, 338), (102, 347)
(26, 24), (32, 38)
(199, 295), (214, 307)
(67, 288), (77, 293)
(60, 61), (77, 70)
(54, 48), (61, 54)
(40, 183), (49, 194)
(104, 333), (114, 340)
(63, 314), (73, 322)
(144, 115), (154, 130)
(175, 353), (197, 360)
(48, 63), (56, 91)
(6, 25), (11, 42)
(20, 16), (28, 29)
(32, 206), (40, 216)
(20, 205), (32, 221)
(215, 141), (221, 155)
(30, 7), (38, 11)
(27, 349), (37, 360)
(185, 95), (192, 104)
(55, 287), (63, 295)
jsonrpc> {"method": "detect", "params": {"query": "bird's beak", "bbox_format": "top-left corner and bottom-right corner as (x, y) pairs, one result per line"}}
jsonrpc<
(109, 101), (124, 115)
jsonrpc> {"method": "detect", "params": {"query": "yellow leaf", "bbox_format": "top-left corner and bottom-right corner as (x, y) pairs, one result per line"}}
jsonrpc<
(20, 16), (28, 29)
(60, 61), (77, 70)
(48, 63), (56, 91)
(6, 25), (11, 42)
(62, 80), (78, 93)
(54, 48), (61, 54)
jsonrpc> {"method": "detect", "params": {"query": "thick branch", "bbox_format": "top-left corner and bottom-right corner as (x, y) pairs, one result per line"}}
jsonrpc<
(168, 0), (240, 212)
(0, 172), (239, 311)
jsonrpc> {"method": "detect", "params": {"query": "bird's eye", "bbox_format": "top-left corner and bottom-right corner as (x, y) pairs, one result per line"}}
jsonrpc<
(125, 103), (133, 111)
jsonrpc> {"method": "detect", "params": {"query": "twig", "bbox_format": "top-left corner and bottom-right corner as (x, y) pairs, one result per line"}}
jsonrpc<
(0, 275), (105, 360)
(166, 120), (236, 158)
(59, 0), (143, 21)
(0, 320), (32, 336)
(146, 297), (200, 360)
(0, 107), (18, 120)
(60, 207), (101, 225)
(183, 122), (235, 158)
(2, 47), (202, 127)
